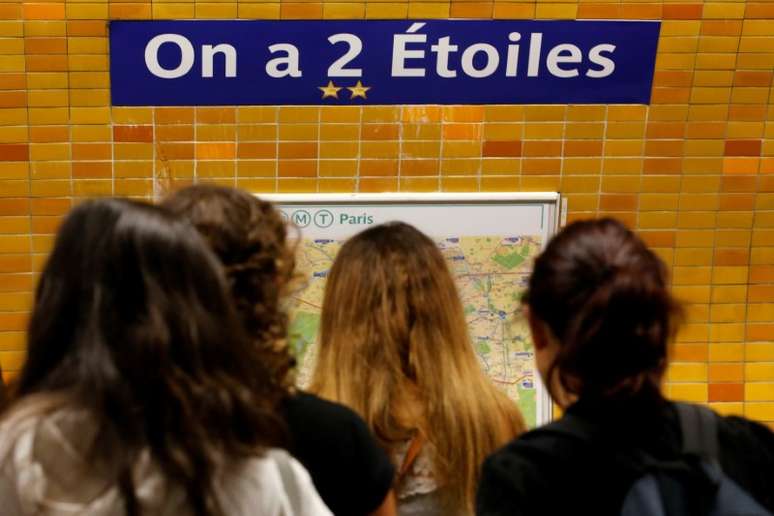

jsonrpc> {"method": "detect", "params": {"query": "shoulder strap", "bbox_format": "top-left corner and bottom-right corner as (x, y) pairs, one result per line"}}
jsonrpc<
(675, 403), (720, 467)
(397, 433), (425, 483)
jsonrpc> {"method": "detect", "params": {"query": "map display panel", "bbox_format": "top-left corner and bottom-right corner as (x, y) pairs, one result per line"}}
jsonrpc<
(267, 194), (559, 427)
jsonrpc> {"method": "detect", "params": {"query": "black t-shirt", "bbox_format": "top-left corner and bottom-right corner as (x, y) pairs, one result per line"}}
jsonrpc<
(282, 392), (395, 516)
(476, 396), (774, 516)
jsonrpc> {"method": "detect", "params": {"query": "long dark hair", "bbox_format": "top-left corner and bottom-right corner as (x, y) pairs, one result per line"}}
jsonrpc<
(525, 218), (681, 404)
(15, 198), (284, 516)
(163, 185), (297, 400)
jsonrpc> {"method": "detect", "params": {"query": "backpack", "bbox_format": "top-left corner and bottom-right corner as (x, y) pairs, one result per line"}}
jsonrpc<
(545, 403), (773, 516)
(620, 403), (773, 516)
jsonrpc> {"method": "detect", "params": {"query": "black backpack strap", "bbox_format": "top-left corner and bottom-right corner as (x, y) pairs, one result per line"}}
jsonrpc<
(675, 403), (720, 467)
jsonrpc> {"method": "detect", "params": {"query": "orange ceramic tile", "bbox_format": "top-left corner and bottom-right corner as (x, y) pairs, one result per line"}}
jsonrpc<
(522, 141), (562, 158)
(701, 20), (742, 37)
(320, 125), (358, 142)
(480, 175), (520, 192)
(708, 383), (744, 402)
(237, 161), (276, 178)
(725, 139), (763, 157)
(745, 3), (774, 19)
(113, 126), (152, 143)
(576, 3), (619, 19)
(599, 194), (637, 212)
(321, 142), (359, 160)
(155, 125), (193, 142)
(402, 159), (440, 177)
(643, 158), (682, 175)
(663, 4), (703, 20)
(158, 143), (194, 160)
(751, 266), (774, 283)
(72, 143), (112, 161)
(278, 142), (317, 160)
(23, 3), (65, 20)
(480, 158), (518, 176)
(278, 123), (317, 140)
(491, 2), (533, 19)
(646, 122), (686, 140)
(276, 178), (315, 193)
(196, 108), (236, 125)
(358, 177), (397, 193)
(482, 141), (521, 158)
(449, 2), (492, 19)
(362, 141), (400, 159)
(565, 123), (604, 140)
(619, 3), (661, 20)
(402, 141), (440, 159)
(361, 124), (399, 141)
(238, 143), (276, 160)
(66, 21), (105, 37)
(401, 106), (441, 124)
(403, 123), (442, 140)
(564, 141), (602, 157)
(364, 2), (407, 19)
(197, 125), (236, 142)
(280, 3), (323, 19)
(522, 159), (561, 175)
(114, 143), (153, 161)
(685, 122), (726, 139)
(640, 231), (676, 248)
(734, 71), (772, 88)
(440, 176), (478, 192)
(196, 143), (236, 160)
(398, 176), (438, 192)
(441, 106), (483, 124)
(406, 2), (449, 19)
(318, 178), (356, 193)
(561, 176), (600, 194)
(723, 157), (760, 175)
(442, 124), (481, 141)
(0, 144), (28, 161)
(721, 176), (758, 193)
(109, 4), (152, 19)
(155, 108), (194, 125)
(645, 140), (684, 158)
(747, 324), (774, 341)
(72, 162), (111, 179)
(359, 160), (398, 177)
(651, 88), (692, 105)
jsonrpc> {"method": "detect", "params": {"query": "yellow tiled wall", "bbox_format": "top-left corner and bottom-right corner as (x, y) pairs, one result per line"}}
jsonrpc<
(0, 0), (773, 427)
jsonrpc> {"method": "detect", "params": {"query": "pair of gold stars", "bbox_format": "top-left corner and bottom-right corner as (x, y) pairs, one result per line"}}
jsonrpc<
(318, 80), (371, 100)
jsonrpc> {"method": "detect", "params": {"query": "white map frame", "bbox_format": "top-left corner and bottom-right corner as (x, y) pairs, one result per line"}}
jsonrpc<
(262, 192), (561, 426)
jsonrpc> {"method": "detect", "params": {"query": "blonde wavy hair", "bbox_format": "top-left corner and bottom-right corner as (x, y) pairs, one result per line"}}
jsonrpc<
(310, 222), (525, 512)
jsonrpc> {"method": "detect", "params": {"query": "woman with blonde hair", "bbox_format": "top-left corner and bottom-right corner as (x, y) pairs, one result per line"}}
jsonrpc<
(311, 222), (526, 515)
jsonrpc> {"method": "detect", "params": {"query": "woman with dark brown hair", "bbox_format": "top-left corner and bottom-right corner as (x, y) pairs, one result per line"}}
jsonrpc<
(163, 185), (397, 516)
(477, 218), (774, 516)
(0, 198), (331, 515)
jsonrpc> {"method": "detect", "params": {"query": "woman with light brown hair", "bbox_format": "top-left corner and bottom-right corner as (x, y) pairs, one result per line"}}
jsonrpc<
(311, 222), (526, 516)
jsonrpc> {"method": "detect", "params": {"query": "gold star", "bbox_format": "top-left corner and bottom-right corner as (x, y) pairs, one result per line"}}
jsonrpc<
(318, 81), (342, 99)
(347, 80), (371, 99)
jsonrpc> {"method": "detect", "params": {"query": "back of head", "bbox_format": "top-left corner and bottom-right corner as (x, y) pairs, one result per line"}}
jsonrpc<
(162, 185), (296, 396)
(14, 198), (283, 516)
(525, 218), (680, 404)
(312, 222), (524, 511)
